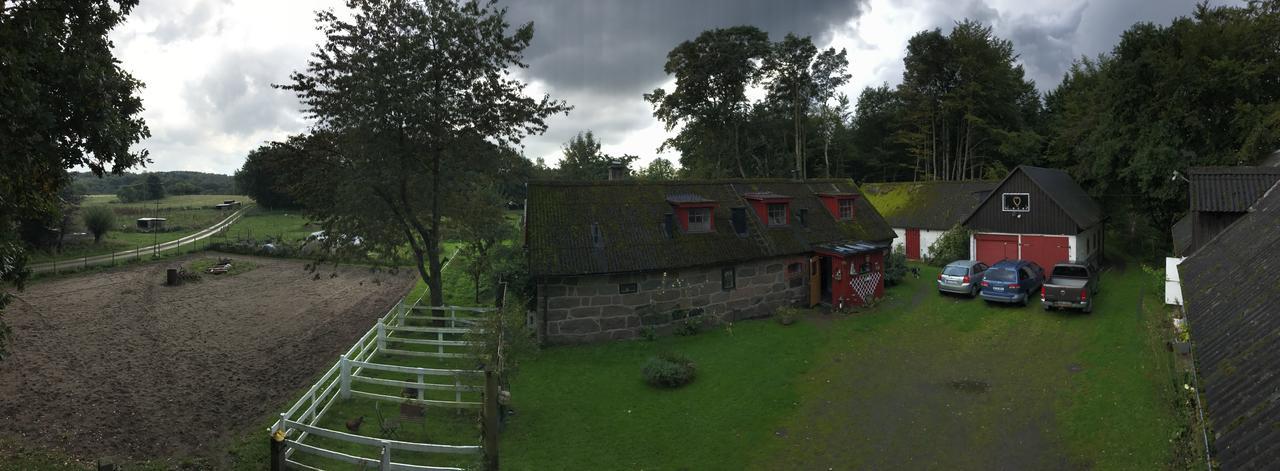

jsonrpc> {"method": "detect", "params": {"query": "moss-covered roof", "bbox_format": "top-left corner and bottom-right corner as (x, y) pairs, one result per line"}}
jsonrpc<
(860, 180), (998, 230)
(526, 178), (896, 277)
(1180, 181), (1280, 470)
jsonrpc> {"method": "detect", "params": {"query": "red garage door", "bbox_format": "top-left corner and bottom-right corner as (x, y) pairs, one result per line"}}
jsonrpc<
(1020, 235), (1070, 269)
(905, 228), (921, 260)
(975, 234), (1019, 265)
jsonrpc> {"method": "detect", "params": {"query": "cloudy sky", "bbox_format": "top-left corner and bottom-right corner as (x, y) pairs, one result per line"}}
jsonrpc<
(111, 0), (1236, 175)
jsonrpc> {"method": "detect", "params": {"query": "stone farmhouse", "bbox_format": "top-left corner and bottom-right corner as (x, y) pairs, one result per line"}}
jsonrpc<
(525, 179), (896, 344)
(861, 180), (998, 261)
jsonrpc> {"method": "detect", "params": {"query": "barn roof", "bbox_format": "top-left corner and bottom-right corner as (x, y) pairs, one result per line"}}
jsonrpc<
(1179, 181), (1280, 470)
(1188, 166), (1280, 212)
(526, 179), (896, 277)
(861, 180), (998, 230)
(1171, 214), (1192, 257)
(961, 166), (1102, 230)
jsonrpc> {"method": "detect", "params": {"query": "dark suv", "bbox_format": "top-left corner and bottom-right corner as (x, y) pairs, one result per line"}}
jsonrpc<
(979, 260), (1046, 306)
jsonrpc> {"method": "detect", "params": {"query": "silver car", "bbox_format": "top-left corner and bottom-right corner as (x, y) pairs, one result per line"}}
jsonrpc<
(937, 260), (989, 297)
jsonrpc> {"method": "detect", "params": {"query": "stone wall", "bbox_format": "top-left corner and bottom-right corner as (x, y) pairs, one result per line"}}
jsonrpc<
(536, 255), (810, 344)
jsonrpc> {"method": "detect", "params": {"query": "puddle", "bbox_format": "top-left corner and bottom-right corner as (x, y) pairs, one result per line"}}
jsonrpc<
(947, 379), (990, 393)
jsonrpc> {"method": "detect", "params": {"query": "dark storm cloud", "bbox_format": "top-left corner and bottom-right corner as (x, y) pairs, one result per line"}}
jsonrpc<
(506, 0), (869, 94)
(182, 49), (302, 137)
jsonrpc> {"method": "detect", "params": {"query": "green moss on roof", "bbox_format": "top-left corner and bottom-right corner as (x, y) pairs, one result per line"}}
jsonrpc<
(860, 180), (999, 230)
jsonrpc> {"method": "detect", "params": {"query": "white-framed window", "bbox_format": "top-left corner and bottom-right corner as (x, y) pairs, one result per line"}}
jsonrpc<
(767, 203), (787, 226)
(1001, 193), (1031, 212)
(838, 198), (855, 220)
(687, 207), (711, 232)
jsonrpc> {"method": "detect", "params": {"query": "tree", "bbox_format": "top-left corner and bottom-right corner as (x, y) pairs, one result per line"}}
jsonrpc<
(453, 185), (513, 303)
(555, 131), (636, 180)
(1042, 1), (1280, 258)
(276, 0), (568, 307)
(646, 26), (770, 178)
(82, 206), (115, 243)
(236, 145), (301, 210)
(893, 21), (1041, 181)
(849, 84), (912, 181)
(144, 174), (164, 200)
(637, 157), (677, 180)
(0, 0), (149, 359)
(760, 34), (850, 179)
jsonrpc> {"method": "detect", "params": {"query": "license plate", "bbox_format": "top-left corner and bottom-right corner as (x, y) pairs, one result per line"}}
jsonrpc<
(993, 287), (1005, 291)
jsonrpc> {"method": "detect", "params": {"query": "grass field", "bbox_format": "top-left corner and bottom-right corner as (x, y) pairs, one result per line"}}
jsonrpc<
(28, 194), (250, 263)
(218, 208), (315, 243)
(498, 265), (1188, 470)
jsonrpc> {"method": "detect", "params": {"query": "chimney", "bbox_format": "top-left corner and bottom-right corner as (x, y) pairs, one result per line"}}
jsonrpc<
(731, 207), (748, 236)
(663, 213), (676, 239)
(608, 161), (629, 181)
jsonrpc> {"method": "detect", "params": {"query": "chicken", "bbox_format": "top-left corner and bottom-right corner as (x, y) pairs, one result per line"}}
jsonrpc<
(345, 415), (364, 432)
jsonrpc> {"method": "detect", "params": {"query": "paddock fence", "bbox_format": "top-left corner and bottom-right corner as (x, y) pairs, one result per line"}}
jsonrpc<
(270, 292), (499, 471)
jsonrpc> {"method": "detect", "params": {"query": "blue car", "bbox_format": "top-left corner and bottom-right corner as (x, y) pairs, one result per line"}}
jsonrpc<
(979, 260), (1046, 306)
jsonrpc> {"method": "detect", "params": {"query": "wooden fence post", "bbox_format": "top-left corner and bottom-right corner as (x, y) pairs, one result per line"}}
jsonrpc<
(339, 354), (351, 399)
(483, 369), (499, 471)
(376, 322), (386, 352)
(270, 413), (287, 471)
(418, 373), (425, 401)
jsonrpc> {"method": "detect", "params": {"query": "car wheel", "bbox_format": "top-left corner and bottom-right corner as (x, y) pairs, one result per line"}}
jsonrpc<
(971, 286), (979, 297)
(1043, 303), (1051, 311)
(1084, 303), (1093, 314)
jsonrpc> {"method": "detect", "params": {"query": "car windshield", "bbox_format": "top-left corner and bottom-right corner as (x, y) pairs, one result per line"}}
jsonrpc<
(986, 268), (1017, 282)
(942, 266), (969, 276)
(1053, 266), (1089, 278)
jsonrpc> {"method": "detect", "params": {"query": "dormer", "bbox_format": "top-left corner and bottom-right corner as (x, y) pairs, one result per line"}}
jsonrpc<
(817, 192), (858, 221)
(666, 194), (718, 233)
(743, 191), (794, 227)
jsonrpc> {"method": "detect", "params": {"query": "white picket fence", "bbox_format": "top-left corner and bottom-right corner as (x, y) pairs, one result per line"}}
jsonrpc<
(270, 294), (496, 470)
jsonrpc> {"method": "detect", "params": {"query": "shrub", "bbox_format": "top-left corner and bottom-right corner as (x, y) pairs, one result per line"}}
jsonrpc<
(884, 245), (908, 286)
(673, 316), (701, 336)
(775, 306), (802, 326)
(640, 325), (658, 341)
(925, 224), (971, 266)
(82, 206), (116, 243)
(642, 352), (697, 388)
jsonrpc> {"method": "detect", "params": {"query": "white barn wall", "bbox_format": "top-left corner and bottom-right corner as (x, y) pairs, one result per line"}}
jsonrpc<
(890, 227), (946, 260)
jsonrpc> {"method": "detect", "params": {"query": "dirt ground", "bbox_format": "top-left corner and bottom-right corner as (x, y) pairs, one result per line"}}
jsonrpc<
(0, 254), (415, 463)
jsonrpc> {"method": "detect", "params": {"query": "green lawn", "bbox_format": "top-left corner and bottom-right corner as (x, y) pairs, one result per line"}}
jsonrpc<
(218, 207), (315, 243)
(499, 265), (1186, 470)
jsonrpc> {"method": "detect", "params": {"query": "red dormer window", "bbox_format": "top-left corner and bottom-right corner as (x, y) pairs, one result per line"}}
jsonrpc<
(667, 194), (718, 233)
(743, 191), (793, 227)
(818, 192), (858, 221)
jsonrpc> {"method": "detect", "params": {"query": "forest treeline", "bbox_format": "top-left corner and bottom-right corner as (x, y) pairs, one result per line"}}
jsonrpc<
(71, 171), (236, 196)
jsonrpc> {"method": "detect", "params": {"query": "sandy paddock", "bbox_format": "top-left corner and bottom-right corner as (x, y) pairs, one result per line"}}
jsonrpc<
(0, 254), (415, 462)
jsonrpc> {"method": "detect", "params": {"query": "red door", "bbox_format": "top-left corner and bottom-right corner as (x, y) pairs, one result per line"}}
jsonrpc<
(1020, 235), (1070, 269)
(905, 228), (921, 260)
(974, 234), (1019, 265)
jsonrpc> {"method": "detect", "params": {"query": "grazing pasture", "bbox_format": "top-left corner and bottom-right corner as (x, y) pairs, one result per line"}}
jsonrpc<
(29, 194), (252, 263)
(0, 254), (415, 467)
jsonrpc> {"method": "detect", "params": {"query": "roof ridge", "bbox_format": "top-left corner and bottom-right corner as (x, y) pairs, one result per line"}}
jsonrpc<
(528, 178), (855, 187)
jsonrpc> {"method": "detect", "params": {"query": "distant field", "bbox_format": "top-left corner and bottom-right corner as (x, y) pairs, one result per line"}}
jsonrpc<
(27, 194), (251, 263)
(219, 207), (315, 243)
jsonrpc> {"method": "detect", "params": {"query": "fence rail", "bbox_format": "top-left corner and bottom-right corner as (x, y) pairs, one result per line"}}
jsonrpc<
(271, 291), (496, 470)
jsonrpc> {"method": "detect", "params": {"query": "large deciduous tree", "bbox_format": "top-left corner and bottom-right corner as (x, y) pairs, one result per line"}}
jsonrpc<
(277, 0), (568, 307)
(645, 26), (770, 178)
(556, 131), (636, 180)
(760, 34), (850, 179)
(235, 145), (301, 210)
(0, 0), (149, 359)
(893, 21), (1040, 181)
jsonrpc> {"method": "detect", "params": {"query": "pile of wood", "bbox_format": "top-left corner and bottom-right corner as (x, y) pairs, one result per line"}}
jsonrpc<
(206, 257), (233, 274)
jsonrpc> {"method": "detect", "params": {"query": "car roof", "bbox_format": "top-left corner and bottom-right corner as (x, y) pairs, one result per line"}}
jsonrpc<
(945, 260), (981, 267)
(990, 259), (1030, 269)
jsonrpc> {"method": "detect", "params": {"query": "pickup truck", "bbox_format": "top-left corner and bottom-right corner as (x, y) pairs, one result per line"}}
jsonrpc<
(1041, 262), (1099, 313)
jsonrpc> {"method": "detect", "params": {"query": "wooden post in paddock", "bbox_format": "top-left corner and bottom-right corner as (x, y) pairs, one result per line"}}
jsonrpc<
(339, 354), (351, 399)
(269, 425), (286, 471)
(483, 369), (499, 471)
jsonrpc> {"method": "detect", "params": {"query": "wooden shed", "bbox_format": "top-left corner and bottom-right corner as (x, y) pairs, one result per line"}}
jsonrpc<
(961, 166), (1103, 269)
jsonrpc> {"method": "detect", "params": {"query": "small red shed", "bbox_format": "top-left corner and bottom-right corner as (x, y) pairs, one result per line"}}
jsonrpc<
(812, 241), (890, 308)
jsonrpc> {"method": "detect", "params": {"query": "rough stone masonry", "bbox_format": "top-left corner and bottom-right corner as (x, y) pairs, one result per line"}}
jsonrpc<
(536, 255), (809, 344)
